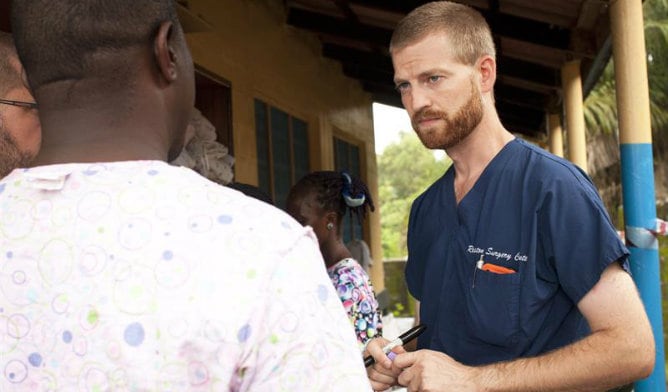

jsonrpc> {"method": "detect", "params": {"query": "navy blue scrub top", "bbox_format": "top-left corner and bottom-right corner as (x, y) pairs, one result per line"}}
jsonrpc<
(406, 138), (628, 366)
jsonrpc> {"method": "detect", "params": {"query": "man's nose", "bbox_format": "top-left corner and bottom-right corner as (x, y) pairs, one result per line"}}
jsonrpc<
(407, 85), (432, 114)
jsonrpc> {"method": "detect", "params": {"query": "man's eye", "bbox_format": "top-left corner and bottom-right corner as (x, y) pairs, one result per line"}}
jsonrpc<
(395, 83), (410, 93)
(427, 75), (442, 83)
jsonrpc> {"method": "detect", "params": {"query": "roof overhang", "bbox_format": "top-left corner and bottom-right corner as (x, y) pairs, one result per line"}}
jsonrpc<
(284, 0), (614, 140)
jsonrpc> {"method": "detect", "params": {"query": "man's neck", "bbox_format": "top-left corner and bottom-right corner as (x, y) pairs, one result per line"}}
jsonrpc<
(32, 96), (173, 166)
(31, 73), (178, 166)
(448, 116), (514, 180)
(447, 114), (514, 202)
(31, 139), (167, 167)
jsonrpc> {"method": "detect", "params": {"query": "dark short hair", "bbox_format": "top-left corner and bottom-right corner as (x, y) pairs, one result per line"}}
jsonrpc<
(0, 32), (22, 97)
(11, 0), (181, 90)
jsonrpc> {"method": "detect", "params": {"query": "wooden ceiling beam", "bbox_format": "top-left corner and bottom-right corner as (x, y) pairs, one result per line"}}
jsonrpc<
(500, 37), (569, 68)
(499, 1), (579, 28)
(322, 43), (391, 69)
(287, 5), (573, 53)
(496, 57), (560, 89)
(286, 0), (343, 19)
(333, 0), (359, 23)
(494, 85), (553, 111)
(286, 7), (391, 47)
(284, 0), (609, 140)
(319, 34), (378, 52)
(496, 101), (546, 134)
(289, 1), (601, 58)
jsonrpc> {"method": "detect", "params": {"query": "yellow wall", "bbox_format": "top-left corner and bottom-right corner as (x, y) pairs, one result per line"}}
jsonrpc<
(183, 0), (385, 290)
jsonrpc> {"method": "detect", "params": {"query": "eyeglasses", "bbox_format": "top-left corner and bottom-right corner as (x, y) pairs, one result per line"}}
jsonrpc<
(0, 98), (38, 109)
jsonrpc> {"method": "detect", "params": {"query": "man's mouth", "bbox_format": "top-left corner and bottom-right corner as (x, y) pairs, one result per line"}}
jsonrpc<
(417, 117), (441, 127)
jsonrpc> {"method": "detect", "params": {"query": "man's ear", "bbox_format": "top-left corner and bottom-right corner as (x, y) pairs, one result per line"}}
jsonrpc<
(153, 21), (178, 82)
(477, 55), (496, 94)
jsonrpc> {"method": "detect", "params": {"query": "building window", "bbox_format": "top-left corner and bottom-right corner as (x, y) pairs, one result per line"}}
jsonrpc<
(255, 99), (309, 208)
(333, 136), (364, 243)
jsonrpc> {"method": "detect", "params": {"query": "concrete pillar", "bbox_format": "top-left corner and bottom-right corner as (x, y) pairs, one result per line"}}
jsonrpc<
(610, 0), (665, 389)
(547, 113), (564, 158)
(561, 60), (588, 173)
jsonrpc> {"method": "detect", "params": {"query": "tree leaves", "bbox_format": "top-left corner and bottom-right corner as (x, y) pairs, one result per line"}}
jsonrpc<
(584, 0), (668, 134)
(378, 131), (451, 258)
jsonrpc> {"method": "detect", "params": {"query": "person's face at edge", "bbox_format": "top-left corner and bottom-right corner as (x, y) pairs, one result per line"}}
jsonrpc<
(391, 32), (484, 150)
(0, 57), (41, 177)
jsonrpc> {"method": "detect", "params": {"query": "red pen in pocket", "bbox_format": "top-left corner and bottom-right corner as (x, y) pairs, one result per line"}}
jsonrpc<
(481, 263), (516, 274)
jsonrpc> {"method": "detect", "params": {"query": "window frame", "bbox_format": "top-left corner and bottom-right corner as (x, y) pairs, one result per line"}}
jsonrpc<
(254, 99), (310, 208)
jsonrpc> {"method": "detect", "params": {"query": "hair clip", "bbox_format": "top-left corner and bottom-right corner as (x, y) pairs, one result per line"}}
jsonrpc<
(341, 172), (366, 207)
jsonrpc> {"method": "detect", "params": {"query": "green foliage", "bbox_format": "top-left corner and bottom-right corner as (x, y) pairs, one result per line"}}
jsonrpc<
(583, 64), (618, 134)
(584, 0), (668, 134)
(383, 260), (416, 317)
(391, 302), (405, 317)
(378, 131), (451, 258)
(659, 204), (668, 358)
(661, 237), (668, 353)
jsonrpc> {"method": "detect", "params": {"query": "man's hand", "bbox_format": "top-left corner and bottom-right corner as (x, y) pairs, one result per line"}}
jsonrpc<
(365, 337), (405, 391)
(393, 349), (479, 392)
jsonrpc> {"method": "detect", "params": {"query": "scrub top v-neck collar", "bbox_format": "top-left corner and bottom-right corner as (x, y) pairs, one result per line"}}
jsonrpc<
(443, 138), (518, 226)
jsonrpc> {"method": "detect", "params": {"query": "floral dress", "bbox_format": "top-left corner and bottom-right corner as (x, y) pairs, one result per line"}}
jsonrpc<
(327, 258), (383, 348)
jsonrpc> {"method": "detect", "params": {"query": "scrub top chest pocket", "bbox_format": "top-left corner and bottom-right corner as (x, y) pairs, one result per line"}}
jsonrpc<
(466, 260), (521, 348)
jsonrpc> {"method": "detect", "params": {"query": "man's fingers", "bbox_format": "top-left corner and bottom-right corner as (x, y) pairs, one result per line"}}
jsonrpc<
(392, 351), (418, 369)
(365, 337), (393, 368)
(397, 365), (415, 390)
(364, 337), (390, 356)
(368, 366), (397, 386)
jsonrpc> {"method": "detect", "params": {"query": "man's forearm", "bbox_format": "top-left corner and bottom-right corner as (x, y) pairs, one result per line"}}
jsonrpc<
(475, 327), (653, 391)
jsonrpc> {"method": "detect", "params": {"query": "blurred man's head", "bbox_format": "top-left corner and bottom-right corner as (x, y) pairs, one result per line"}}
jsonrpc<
(0, 32), (41, 177)
(11, 0), (195, 162)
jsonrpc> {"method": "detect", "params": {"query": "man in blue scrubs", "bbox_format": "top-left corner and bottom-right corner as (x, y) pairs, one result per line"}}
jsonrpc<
(366, 2), (655, 391)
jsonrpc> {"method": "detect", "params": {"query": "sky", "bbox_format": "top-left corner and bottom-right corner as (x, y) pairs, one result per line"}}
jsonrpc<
(372, 102), (412, 155)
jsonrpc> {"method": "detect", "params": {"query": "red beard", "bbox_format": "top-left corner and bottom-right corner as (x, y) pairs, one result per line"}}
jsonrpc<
(411, 79), (484, 150)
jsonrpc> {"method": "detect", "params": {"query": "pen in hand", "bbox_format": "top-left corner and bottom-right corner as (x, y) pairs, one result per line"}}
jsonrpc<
(363, 324), (427, 367)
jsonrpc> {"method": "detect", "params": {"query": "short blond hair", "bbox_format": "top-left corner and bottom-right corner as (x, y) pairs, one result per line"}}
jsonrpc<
(390, 1), (496, 65)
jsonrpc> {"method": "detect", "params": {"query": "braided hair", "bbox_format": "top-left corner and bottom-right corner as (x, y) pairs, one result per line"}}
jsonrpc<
(288, 171), (375, 226)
